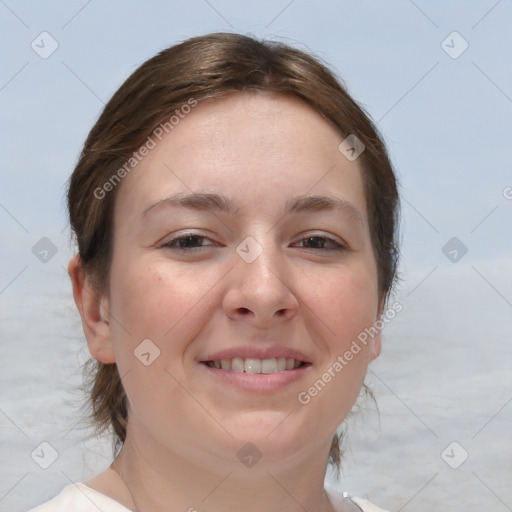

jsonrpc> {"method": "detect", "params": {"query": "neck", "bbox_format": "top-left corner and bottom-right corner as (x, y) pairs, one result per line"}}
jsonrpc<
(112, 429), (338, 512)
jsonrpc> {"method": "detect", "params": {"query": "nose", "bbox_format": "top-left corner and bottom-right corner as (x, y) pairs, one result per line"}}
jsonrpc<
(222, 238), (299, 328)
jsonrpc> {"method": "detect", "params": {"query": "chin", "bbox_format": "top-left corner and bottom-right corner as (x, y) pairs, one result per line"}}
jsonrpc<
(219, 412), (318, 463)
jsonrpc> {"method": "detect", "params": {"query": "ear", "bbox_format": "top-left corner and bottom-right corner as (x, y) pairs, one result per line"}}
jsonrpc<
(369, 294), (385, 362)
(369, 331), (381, 361)
(68, 254), (116, 364)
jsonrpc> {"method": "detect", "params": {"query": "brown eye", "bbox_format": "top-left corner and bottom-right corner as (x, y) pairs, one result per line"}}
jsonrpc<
(161, 234), (215, 250)
(295, 236), (345, 250)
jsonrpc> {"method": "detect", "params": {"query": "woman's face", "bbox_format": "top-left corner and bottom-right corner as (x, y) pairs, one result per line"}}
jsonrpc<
(102, 92), (381, 472)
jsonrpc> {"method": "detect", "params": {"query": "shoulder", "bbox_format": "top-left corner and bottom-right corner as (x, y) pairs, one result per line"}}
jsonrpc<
(349, 496), (391, 512)
(28, 483), (131, 512)
(325, 485), (390, 512)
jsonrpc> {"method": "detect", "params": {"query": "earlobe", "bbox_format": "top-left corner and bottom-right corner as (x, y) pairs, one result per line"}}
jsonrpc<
(369, 333), (381, 361)
(370, 295), (386, 361)
(68, 255), (116, 364)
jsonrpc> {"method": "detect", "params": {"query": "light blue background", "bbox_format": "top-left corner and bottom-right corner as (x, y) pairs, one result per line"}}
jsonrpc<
(1, 2), (511, 511)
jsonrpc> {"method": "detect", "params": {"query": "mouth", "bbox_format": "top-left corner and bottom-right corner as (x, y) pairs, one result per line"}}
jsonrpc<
(198, 347), (312, 391)
(201, 357), (309, 373)
(199, 355), (312, 392)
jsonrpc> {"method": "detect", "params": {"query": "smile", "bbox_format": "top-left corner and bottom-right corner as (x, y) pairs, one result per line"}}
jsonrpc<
(203, 357), (307, 373)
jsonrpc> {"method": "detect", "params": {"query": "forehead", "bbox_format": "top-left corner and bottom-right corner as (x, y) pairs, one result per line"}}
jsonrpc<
(170, 93), (344, 168)
(114, 92), (368, 223)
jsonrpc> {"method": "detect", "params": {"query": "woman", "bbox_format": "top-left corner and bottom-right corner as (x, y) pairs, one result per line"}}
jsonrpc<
(31, 33), (399, 512)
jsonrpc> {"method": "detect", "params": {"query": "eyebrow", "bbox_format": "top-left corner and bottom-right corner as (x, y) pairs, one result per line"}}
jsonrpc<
(142, 192), (240, 216)
(285, 194), (363, 225)
(141, 192), (363, 225)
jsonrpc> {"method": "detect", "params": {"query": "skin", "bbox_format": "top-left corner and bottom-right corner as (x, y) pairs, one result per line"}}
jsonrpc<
(69, 92), (383, 512)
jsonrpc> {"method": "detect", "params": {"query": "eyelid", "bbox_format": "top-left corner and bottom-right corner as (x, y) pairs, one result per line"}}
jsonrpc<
(293, 231), (347, 249)
(158, 230), (348, 251)
(159, 230), (220, 249)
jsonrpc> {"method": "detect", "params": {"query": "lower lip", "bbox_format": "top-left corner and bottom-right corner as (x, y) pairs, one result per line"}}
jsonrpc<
(198, 363), (311, 392)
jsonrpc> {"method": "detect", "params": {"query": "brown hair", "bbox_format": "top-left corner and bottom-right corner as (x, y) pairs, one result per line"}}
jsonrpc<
(68, 32), (399, 471)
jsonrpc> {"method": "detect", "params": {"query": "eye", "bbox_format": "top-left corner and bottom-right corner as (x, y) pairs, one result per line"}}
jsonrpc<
(161, 233), (216, 250)
(294, 235), (346, 251)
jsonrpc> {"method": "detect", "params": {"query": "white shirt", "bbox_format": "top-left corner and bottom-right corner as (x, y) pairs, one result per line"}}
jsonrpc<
(29, 484), (129, 512)
(29, 483), (390, 512)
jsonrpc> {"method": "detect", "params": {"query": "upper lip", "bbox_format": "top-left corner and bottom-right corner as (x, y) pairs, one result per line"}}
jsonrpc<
(200, 346), (312, 363)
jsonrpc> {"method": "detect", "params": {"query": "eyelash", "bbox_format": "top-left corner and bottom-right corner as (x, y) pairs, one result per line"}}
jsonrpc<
(161, 234), (216, 251)
(161, 232), (346, 251)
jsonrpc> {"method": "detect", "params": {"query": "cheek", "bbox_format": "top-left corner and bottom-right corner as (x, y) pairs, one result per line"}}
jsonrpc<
(309, 264), (379, 347)
(112, 260), (204, 333)
(291, 285), (378, 447)
(108, 258), (224, 373)
(298, 273), (378, 428)
(106, 261), (212, 434)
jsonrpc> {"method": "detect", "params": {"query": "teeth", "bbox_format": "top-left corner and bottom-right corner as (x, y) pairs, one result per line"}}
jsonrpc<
(261, 358), (277, 373)
(245, 358), (262, 373)
(206, 357), (304, 373)
(232, 357), (244, 372)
